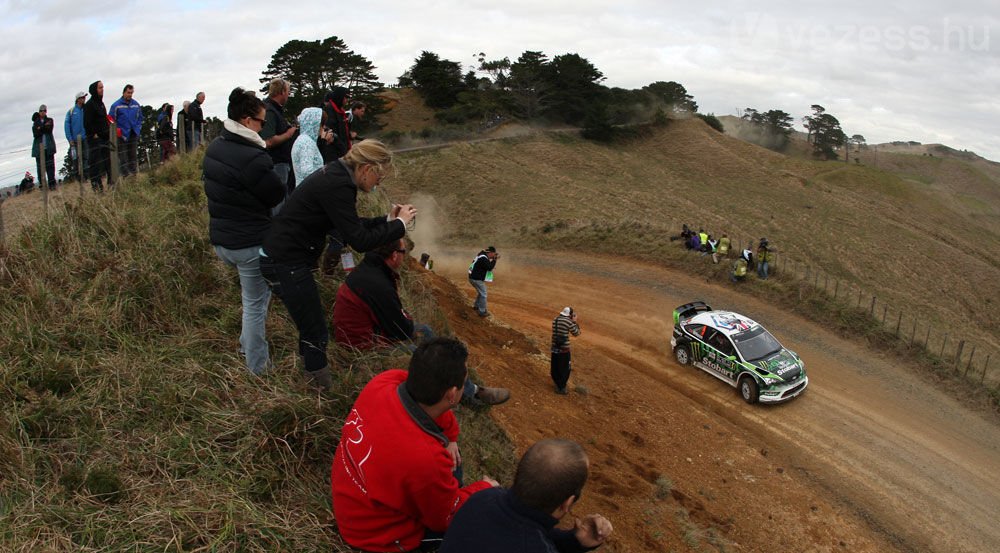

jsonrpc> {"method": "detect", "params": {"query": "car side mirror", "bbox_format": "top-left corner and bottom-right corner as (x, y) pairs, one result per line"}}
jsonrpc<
(727, 355), (736, 361)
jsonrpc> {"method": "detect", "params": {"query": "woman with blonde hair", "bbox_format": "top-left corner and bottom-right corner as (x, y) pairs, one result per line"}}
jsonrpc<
(261, 139), (416, 389)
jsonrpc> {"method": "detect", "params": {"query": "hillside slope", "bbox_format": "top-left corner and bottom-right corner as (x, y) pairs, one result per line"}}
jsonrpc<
(390, 118), (1000, 359)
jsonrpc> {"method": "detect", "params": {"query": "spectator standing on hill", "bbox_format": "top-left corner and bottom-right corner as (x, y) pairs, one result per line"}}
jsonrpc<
(260, 78), (298, 201)
(732, 257), (749, 282)
(260, 139), (415, 390)
(83, 80), (111, 192)
(188, 92), (206, 147)
(757, 238), (772, 280)
(707, 235), (718, 258)
(291, 107), (327, 188)
(698, 229), (709, 254)
(714, 232), (730, 264)
(347, 101), (366, 140)
(64, 91), (87, 181)
(156, 103), (176, 162)
(109, 84), (143, 177)
(468, 246), (499, 317)
(320, 87), (351, 163)
(202, 87), (285, 375)
(441, 438), (613, 553)
(551, 307), (581, 395)
(31, 107), (57, 189)
(331, 338), (500, 552)
(178, 100), (191, 149)
(332, 238), (511, 406)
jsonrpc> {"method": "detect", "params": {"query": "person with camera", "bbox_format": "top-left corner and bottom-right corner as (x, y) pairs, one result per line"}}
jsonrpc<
(551, 307), (581, 395)
(468, 246), (499, 317)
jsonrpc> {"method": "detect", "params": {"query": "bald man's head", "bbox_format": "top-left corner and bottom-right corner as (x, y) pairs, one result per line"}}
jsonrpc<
(511, 439), (589, 515)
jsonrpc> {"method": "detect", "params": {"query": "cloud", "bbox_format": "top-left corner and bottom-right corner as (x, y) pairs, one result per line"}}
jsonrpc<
(0, 0), (997, 189)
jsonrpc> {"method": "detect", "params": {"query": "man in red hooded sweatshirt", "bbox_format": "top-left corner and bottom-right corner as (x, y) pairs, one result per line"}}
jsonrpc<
(331, 337), (499, 552)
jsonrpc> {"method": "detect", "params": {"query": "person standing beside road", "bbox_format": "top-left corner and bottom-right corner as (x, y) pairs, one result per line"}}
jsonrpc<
(290, 107), (327, 187)
(83, 80), (111, 192)
(109, 84), (143, 177)
(319, 87), (351, 163)
(346, 101), (366, 141)
(64, 91), (87, 182)
(188, 92), (206, 148)
(31, 106), (57, 190)
(468, 246), (499, 317)
(260, 78), (298, 200)
(156, 103), (176, 162)
(756, 238), (773, 280)
(260, 139), (415, 390)
(550, 307), (581, 395)
(713, 232), (730, 264)
(202, 87), (285, 376)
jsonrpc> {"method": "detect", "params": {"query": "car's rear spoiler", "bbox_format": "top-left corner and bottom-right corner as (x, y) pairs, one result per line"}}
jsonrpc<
(673, 301), (712, 324)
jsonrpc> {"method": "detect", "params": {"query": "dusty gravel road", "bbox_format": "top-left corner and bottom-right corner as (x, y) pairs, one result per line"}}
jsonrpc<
(434, 249), (1000, 552)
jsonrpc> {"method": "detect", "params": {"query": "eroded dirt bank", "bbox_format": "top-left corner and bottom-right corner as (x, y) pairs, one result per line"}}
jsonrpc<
(427, 249), (1000, 553)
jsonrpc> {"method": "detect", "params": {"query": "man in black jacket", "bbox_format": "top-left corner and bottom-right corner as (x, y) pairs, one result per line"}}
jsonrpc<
(189, 92), (206, 147)
(333, 238), (510, 405)
(319, 87), (351, 163)
(441, 439), (612, 553)
(468, 246), (498, 317)
(83, 80), (110, 191)
(260, 78), (298, 199)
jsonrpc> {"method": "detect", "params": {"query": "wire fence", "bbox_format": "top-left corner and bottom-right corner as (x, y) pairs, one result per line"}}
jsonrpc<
(0, 116), (215, 242)
(682, 240), (997, 392)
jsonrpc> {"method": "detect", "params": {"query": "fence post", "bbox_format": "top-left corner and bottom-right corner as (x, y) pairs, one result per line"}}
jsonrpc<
(833, 279), (839, 300)
(953, 340), (965, 371)
(982, 355), (991, 385)
(870, 295), (877, 317)
(882, 304), (888, 324)
(146, 148), (152, 171)
(940, 333), (948, 358)
(857, 288), (863, 308)
(910, 320), (916, 347)
(965, 345), (976, 377)
(190, 121), (196, 149)
(110, 122), (120, 188)
(923, 326), (930, 349)
(76, 136), (85, 198)
(0, 196), (5, 244)
(895, 312), (903, 336)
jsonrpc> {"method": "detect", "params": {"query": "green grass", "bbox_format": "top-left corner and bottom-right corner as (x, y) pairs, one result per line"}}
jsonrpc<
(0, 153), (516, 551)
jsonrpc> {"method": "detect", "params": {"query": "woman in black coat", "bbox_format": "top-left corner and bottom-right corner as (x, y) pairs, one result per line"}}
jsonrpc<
(203, 87), (285, 375)
(260, 139), (416, 389)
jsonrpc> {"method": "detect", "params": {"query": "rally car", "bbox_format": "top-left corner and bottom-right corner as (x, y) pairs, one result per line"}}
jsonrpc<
(670, 301), (808, 404)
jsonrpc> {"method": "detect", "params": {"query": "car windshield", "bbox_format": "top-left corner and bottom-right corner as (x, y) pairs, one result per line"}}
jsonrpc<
(732, 326), (782, 362)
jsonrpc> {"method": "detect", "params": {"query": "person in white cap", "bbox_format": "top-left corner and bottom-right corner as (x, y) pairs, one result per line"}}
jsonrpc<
(550, 306), (581, 395)
(64, 91), (88, 181)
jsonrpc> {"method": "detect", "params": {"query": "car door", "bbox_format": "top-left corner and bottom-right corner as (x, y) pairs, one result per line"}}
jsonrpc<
(683, 324), (710, 365)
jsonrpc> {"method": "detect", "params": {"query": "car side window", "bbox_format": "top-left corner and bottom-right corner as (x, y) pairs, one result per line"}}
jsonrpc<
(685, 324), (707, 338)
(710, 333), (736, 356)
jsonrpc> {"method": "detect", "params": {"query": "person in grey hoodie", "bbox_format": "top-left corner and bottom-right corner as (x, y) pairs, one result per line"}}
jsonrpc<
(291, 107), (326, 187)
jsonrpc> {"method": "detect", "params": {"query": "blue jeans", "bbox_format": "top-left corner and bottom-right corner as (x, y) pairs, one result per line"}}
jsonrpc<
(758, 261), (769, 280)
(214, 245), (272, 374)
(469, 279), (488, 315)
(259, 256), (329, 373)
(271, 163), (291, 216)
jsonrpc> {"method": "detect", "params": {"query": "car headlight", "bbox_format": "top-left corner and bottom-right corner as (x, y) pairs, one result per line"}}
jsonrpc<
(762, 377), (781, 386)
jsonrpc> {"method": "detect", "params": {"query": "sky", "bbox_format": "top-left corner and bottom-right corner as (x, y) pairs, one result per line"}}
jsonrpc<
(1, 0), (997, 189)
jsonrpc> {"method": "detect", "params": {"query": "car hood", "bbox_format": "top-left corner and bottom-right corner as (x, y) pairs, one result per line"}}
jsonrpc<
(754, 350), (802, 381)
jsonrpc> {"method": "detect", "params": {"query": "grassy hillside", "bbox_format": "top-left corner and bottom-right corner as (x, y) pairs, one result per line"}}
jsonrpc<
(0, 154), (514, 551)
(389, 118), (1000, 367)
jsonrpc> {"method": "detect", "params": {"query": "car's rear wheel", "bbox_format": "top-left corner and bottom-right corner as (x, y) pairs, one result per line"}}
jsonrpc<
(739, 376), (759, 404)
(674, 344), (691, 366)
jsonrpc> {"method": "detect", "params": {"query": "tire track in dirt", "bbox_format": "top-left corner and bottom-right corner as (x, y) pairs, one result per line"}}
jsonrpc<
(432, 248), (1000, 553)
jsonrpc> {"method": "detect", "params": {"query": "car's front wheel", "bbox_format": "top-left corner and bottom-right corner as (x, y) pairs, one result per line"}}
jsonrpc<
(674, 344), (691, 366)
(739, 376), (759, 404)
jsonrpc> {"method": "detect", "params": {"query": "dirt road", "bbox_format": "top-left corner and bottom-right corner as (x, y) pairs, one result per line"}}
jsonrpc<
(432, 249), (1000, 552)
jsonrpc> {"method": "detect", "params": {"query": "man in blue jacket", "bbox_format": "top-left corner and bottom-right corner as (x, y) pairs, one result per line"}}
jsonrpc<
(109, 84), (143, 177)
(64, 91), (87, 182)
(441, 439), (613, 553)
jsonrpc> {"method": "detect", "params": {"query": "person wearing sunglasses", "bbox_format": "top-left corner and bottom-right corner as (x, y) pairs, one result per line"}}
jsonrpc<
(261, 139), (416, 390)
(202, 87), (286, 376)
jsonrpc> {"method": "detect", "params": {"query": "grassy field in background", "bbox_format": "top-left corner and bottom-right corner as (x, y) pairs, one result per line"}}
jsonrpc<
(382, 116), (1000, 402)
(0, 153), (515, 551)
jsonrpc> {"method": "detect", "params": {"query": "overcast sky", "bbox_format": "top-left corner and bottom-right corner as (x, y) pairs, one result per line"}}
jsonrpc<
(1, 1), (997, 189)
